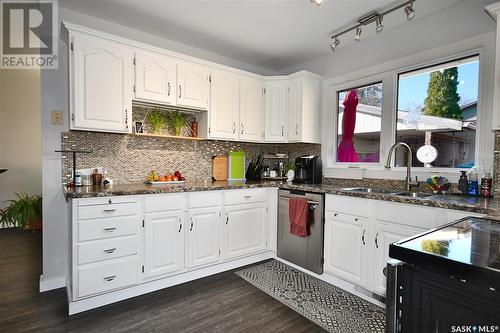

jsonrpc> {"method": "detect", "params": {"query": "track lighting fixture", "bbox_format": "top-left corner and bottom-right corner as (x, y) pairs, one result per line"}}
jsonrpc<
(404, 2), (415, 20)
(375, 15), (384, 33)
(354, 26), (362, 41)
(330, 37), (340, 51)
(327, 0), (417, 52)
(310, 0), (322, 6)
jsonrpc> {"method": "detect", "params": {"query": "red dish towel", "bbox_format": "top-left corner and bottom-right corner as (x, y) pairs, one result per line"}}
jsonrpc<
(289, 197), (309, 237)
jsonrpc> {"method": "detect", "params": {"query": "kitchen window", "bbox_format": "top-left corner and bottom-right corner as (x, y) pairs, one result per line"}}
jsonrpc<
(395, 55), (479, 168)
(336, 82), (382, 163)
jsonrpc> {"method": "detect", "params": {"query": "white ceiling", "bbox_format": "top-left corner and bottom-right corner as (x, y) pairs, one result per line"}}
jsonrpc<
(59, 0), (461, 72)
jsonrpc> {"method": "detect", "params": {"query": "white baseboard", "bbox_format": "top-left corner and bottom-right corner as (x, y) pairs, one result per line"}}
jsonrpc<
(39, 275), (66, 292)
(273, 256), (386, 308)
(68, 251), (274, 315)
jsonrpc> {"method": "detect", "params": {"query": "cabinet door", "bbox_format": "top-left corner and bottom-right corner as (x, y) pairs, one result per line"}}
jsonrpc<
(324, 212), (368, 286)
(263, 80), (286, 142)
(287, 77), (302, 142)
(186, 207), (221, 268)
(134, 51), (176, 105)
(239, 77), (263, 142)
(372, 220), (425, 295)
(143, 211), (184, 279)
(209, 70), (240, 140)
(223, 203), (267, 259)
(71, 34), (132, 133)
(177, 62), (210, 110)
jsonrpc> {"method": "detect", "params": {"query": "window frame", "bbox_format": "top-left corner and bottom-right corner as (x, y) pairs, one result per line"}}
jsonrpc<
(322, 43), (493, 182)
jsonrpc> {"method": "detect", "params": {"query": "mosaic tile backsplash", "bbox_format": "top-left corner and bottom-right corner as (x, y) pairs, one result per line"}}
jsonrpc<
(61, 131), (321, 184)
(494, 132), (500, 194)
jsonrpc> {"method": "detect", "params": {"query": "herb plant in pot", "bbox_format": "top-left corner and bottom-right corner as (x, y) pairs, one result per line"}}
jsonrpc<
(146, 108), (167, 134)
(166, 111), (188, 136)
(0, 193), (42, 230)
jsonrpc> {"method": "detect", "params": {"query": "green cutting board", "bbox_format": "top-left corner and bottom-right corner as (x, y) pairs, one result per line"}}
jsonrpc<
(228, 151), (245, 180)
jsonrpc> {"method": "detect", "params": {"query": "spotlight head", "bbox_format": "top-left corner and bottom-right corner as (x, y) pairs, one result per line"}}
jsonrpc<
(375, 15), (384, 33)
(354, 26), (362, 41)
(330, 37), (340, 51)
(404, 3), (415, 20)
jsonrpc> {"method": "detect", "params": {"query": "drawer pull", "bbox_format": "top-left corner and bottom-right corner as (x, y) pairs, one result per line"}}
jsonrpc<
(103, 275), (116, 282)
(103, 248), (117, 254)
(103, 208), (116, 212)
(244, 195), (252, 199)
(103, 227), (117, 232)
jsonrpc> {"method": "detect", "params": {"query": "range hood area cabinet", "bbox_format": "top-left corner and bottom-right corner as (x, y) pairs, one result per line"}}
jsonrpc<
(65, 22), (320, 143)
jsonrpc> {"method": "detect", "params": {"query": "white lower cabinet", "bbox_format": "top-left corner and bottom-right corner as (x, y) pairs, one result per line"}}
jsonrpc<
(143, 211), (185, 279)
(224, 203), (267, 260)
(324, 212), (368, 286)
(186, 207), (221, 268)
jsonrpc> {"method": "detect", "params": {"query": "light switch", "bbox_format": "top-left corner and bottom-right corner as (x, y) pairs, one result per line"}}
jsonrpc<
(51, 110), (63, 125)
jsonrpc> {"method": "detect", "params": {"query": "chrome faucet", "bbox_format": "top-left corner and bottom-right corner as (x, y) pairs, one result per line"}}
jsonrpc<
(385, 142), (419, 191)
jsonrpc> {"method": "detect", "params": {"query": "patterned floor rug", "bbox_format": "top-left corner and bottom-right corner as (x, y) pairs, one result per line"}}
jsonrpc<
(235, 260), (386, 333)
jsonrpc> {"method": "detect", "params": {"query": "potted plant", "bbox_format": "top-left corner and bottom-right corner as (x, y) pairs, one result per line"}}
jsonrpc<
(146, 108), (167, 134)
(166, 111), (189, 136)
(0, 193), (42, 230)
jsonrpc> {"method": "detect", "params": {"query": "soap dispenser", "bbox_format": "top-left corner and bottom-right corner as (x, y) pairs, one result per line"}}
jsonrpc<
(458, 171), (468, 194)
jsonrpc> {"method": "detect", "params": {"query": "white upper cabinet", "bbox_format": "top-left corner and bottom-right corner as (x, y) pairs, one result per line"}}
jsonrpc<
(134, 51), (176, 105)
(177, 62), (211, 110)
(70, 33), (133, 133)
(287, 73), (321, 143)
(239, 77), (263, 142)
(263, 79), (287, 142)
(209, 70), (240, 140)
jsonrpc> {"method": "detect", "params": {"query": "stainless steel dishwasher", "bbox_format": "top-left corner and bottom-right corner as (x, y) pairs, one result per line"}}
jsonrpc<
(277, 189), (325, 274)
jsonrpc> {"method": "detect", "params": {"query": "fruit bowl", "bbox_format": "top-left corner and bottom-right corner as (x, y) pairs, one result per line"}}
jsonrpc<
(146, 170), (186, 185)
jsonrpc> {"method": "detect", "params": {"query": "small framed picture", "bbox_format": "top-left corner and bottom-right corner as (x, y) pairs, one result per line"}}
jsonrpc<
(135, 121), (143, 134)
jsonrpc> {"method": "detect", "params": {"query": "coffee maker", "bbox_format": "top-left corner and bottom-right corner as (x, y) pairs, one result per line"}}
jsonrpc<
(293, 155), (322, 184)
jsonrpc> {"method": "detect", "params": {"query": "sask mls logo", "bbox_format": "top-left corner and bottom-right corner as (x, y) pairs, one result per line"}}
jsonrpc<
(1, 0), (58, 69)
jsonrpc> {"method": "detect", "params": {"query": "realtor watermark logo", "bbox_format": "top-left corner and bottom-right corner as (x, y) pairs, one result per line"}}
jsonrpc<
(1, 0), (58, 69)
(451, 325), (499, 332)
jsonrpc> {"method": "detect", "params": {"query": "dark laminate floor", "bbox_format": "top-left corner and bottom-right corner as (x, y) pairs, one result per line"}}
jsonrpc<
(0, 229), (325, 333)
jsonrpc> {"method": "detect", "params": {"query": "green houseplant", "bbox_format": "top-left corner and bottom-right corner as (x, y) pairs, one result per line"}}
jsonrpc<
(146, 108), (167, 134)
(0, 193), (42, 230)
(166, 111), (189, 136)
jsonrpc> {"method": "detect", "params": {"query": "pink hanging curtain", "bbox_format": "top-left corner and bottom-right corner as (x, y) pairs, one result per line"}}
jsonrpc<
(337, 90), (359, 162)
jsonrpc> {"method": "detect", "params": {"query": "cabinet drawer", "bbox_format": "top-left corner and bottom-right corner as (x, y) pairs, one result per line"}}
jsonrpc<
(78, 202), (139, 220)
(375, 201), (438, 229)
(77, 196), (137, 207)
(224, 188), (267, 205)
(77, 256), (138, 298)
(189, 191), (222, 208)
(144, 193), (186, 213)
(326, 195), (370, 218)
(77, 235), (139, 265)
(78, 215), (139, 241)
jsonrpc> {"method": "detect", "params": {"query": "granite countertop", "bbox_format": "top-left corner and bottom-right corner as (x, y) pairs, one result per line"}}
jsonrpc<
(64, 181), (500, 216)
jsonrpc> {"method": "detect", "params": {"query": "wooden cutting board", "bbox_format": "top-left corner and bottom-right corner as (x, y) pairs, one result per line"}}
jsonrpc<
(212, 156), (228, 180)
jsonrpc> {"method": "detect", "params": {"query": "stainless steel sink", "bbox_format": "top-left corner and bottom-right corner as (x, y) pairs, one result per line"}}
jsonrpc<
(341, 187), (396, 194)
(393, 191), (435, 198)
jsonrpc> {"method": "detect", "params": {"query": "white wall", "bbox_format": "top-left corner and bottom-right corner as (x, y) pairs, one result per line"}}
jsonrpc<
(0, 70), (42, 210)
(280, 0), (496, 78)
(39, 5), (279, 291)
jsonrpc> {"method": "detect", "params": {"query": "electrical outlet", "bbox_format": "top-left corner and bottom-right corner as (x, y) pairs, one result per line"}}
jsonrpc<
(51, 110), (63, 125)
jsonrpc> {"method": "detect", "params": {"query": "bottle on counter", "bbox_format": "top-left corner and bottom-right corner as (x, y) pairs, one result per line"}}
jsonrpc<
(480, 172), (493, 197)
(74, 171), (82, 187)
(458, 171), (468, 194)
(467, 168), (479, 196)
(191, 118), (198, 137)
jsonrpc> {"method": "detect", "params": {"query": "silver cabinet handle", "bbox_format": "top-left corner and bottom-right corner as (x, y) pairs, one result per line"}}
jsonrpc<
(103, 248), (116, 254)
(108, 199), (113, 204)
(125, 109), (129, 131)
(226, 212), (229, 225)
(362, 229), (366, 245)
(103, 208), (116, 212)
(189, 217), (194, 231)
(178, 217), (182, 232)
(281, 125), (284, 137)
(375, 233), (379, 248)
(167, 82), (170, 96)
(179, 85), (182, 98)
(295, 124), (299, 135)
(232, 122), (236, 134)
(103, 275), (116, 281)
(103, 227), (117, 232)
(354, 218), (359, 222)
(241, 123), (244, 134)
(333, 213), (338, 217)
(244, 195), (252, 199)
